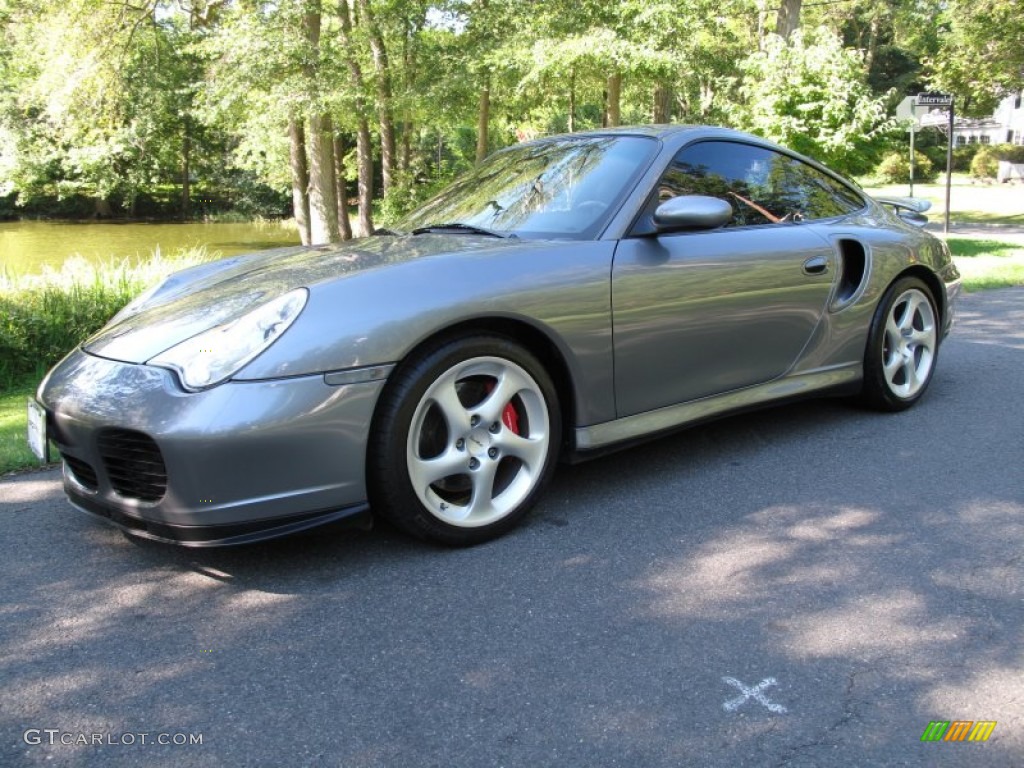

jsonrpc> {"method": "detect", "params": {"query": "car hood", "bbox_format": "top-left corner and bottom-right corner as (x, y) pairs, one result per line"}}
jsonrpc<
(83, 234), (522, 364)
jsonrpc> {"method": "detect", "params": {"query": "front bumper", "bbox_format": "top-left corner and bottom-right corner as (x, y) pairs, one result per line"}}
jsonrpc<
(38, 349), (385, 546)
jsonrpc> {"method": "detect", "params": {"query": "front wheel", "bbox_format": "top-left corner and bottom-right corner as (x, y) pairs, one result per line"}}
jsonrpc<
(368, 336), (561, 545)
(861, 277), (939, 412)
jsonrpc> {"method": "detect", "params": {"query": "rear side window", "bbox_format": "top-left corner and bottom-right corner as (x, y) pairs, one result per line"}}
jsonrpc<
(654, 141), (864, 228)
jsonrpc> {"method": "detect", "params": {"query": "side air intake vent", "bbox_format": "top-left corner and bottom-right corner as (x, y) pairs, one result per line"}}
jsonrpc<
(833, 239), (868, 309)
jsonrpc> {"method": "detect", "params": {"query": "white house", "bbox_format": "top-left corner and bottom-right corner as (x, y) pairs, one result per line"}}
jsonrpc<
(952, 91), (1024, 146)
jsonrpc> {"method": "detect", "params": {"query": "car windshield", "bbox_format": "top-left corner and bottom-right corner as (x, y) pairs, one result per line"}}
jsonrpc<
(396, 135), (658, 239)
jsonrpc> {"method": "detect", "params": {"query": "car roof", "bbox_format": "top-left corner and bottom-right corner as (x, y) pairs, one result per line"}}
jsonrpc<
(566, 123), (759, 137)
(549, 125), (857, 183)
(524, 124), (782, 151)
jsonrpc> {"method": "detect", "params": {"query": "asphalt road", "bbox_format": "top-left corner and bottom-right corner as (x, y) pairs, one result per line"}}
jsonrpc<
(2, 288), (1022, 768)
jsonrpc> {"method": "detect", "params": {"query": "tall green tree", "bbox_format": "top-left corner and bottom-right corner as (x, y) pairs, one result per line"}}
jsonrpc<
(930, 0), (1024, 115)
(733, 27), (893, 174)
(2, 0), (215, 214)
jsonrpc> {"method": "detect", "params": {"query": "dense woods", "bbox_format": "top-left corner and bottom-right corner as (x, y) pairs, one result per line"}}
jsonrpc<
(0, 0), (1021, 242)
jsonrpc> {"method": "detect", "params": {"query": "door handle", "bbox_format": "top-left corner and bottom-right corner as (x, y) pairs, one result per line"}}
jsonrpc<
(803, 255), (829, 275)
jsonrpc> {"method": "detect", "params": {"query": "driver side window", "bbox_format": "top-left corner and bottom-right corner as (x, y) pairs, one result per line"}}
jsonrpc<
(641, 140), (864, 233)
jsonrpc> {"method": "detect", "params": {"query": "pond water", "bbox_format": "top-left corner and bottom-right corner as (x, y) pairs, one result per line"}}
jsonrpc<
(0, 220), (301, 276)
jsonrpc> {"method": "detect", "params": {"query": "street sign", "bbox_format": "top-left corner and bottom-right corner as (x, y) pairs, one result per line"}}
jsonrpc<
(915, 91), (953, 107)
(919, 110), (950, 127)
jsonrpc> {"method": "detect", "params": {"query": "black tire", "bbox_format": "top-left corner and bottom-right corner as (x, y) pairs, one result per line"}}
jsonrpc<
(368, 335), (561, 545)
(861, 276), (940, 412)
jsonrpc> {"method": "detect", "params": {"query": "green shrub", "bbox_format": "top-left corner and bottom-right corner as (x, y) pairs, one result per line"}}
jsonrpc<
(993, 143), (1024, 164)
(0, 249), (213, 387)
(875, 151), (938, 183)
(952, 144), (980, 172)
(971, 147), (999, 179)
(968, 143), (1024, 179)
(919, 146), (948, 173)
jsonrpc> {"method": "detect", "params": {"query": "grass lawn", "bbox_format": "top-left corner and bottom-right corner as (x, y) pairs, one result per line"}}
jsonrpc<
(0, 378), (53, 475)
(947, 237), (1024, 291)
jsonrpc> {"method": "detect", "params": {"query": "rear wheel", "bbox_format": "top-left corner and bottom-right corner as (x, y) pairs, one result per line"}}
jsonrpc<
(861, 277), (939, 411)
(369, 336), (560, 545)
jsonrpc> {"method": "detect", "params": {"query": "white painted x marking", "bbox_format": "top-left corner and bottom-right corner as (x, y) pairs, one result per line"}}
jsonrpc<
(721, 676), (788, 713)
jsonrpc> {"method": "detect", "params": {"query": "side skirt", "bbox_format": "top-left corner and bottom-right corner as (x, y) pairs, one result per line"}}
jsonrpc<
(572, 363), (861, 457)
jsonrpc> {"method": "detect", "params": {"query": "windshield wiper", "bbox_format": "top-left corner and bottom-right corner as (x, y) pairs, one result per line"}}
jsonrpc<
(411, 222), (516, 239)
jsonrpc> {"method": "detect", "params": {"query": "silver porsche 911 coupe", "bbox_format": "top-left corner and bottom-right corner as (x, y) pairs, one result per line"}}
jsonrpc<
(32, 125), (961, 547)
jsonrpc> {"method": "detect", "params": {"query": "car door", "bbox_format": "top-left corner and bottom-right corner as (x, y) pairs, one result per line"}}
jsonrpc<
(611, 139), (861, 417)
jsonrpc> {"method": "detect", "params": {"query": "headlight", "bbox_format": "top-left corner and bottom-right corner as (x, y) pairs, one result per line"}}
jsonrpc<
(149, 288), (308, 391)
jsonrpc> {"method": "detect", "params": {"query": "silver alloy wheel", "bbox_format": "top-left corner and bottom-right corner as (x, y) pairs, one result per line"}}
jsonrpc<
(405, 356), (550, 528)
(881, 287), (937, 399)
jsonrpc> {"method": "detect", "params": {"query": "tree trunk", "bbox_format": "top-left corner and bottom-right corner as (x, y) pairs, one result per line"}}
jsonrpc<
(568, 68), (576, 132)
(865, 12), (880, 73)
(606, 72), (622, 127)
(476, 82), (490, 163)
(401, 121), (412, 172)
(289, 118), (312, 246)
(400, 13), (417, 173)
(356, 0), (396, 193)
(775, 0), (801, 39)
(356, 118), (374, 236)
(181, 126), (191, 220)
(653, 84), (672, 123)
(308, 113), (340, 244)
(339, 0), (375, 235)
(334, 134), (353, 240)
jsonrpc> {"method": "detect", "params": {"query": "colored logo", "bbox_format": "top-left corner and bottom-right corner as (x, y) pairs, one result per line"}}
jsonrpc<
(921, 721), (996, 742)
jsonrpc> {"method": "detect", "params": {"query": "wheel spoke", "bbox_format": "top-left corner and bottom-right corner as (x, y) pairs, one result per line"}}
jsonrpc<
(883, 352), (903, 380)
(893, 299), (914, 333)
(906, 293), (930, 327)
(904, 357), (921, 392)
(885, 314), (902, 340)
(907, 327), (934, 346)
(476, 367), (530, 425)
(408, 447), (466, 490)
(497, 431), (547, 469)
(430, 375), (472, 434)
(466, 459), (500, 520)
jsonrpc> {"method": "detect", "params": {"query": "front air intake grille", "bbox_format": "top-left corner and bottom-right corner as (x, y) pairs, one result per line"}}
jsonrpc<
(62, 454), (99, 491)
(97, 429), (168, 503)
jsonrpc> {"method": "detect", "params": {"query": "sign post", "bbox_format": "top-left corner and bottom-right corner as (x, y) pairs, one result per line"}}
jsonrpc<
(914, 92), (954, 234)
(909, 110), (916, 198)
(896, 96), (919, 197)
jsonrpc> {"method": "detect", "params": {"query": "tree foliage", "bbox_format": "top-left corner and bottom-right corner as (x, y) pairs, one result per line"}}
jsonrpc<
(930, 0), (1024, 115)
(733, 28), (893, 175)
(0, 0), (1017, 237)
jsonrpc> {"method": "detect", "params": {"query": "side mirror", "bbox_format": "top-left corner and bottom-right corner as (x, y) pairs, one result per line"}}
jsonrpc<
(653, 195), (733, 231)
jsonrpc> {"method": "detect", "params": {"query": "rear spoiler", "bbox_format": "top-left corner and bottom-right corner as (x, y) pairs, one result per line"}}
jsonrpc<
(871, 196), (931, 227)
(871, 196), (931, 213)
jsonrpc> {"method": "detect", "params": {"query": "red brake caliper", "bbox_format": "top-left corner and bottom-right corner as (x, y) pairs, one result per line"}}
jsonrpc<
(502, 402), (520, 435)
(483, 380), (521, 435)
